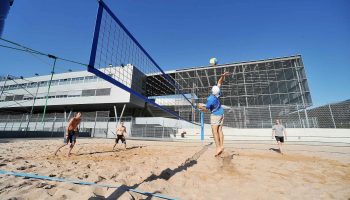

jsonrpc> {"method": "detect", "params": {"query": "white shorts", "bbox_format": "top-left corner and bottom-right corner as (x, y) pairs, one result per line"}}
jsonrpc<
(210, 115), (224, 125)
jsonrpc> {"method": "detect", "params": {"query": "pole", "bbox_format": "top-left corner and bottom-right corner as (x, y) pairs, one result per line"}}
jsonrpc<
(200, 112), (204, 142)
(118, 104), (126, 125)
(42, 58), (57, 122)
(93, 111), (98, 137)
(51, 113), (57, 137)
(25, 82), (40, 133)
(328, 104), (337, 128)
(296, 104), (302, 128)
(294, 61), (309, 128)
(268, 105), (272, 126)
(114, 105), (118, 123)
(18, 114), (24, 131)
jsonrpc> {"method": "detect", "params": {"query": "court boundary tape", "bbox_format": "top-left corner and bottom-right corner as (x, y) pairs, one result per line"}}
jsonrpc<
(0, 170), (178, 200)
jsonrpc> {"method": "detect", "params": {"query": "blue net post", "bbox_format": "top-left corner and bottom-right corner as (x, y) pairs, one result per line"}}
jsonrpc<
(200, 112), (204, 141)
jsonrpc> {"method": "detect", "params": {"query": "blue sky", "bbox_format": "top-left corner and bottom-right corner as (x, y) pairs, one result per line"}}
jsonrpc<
(0, 0), (349, 107)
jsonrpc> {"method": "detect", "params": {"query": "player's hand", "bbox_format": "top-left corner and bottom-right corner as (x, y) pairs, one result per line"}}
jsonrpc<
(197, 103), (205, 108)
(222, 72), (230, 76)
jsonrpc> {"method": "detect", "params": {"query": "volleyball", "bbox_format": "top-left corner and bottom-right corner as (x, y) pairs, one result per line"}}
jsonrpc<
(209, 58), (217, 66)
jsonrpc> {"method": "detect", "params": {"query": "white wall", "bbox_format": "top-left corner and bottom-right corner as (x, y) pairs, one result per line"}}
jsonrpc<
(177, 126), (350, 143)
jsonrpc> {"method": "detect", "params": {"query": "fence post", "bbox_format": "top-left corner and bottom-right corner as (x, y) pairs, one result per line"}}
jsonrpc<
(243, 107), (247, 128)
(304, 108), (309, 128)
(18, 114), (24, 131)
(106, 116), (109, 138)
(296, 104), (303, 128)
(51, 113), (57, 137)
(162, 120), (165, 138)
(268, 105), (272, 126)
(200, 112), (204, 142)
(3, 115), (10, 131)
(328, 104), (337, 128)
(93, 111), (98, 137)
(10, 118), (15, 131)
(34, 114), (39, 131)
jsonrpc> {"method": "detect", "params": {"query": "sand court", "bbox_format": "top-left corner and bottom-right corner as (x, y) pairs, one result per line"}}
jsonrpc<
(0, 138), (349, 199)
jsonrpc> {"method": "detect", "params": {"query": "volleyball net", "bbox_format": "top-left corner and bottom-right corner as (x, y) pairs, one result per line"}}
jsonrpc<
(88, 0), (196, 123)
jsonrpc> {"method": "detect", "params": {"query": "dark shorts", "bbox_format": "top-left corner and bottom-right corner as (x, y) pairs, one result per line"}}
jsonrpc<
(275, 136), (284, 143)
(64, 131), (77, 144)
(115, 135), (126, 144)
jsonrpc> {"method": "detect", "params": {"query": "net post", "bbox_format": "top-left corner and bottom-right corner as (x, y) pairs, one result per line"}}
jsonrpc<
(200, 112), (204, 142)
(88, 1), (104, 71)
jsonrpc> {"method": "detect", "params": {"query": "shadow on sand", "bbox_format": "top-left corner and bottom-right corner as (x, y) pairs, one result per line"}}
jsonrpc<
(269, 148), (282, 154)
(88, 142), (213, 199)
(76, 146), (145, 156)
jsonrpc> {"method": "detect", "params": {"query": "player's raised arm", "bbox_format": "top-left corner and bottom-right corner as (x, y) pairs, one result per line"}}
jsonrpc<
(217, 72), (230, 87)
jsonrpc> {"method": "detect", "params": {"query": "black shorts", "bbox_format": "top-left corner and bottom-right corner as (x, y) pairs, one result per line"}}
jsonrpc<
(115, 135), (126, 144)
(275, 136), (284, 143)
(64, 131), (77, 144)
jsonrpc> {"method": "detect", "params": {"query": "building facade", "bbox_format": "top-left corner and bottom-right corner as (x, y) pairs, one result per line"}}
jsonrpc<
(0, 55), (315, 129)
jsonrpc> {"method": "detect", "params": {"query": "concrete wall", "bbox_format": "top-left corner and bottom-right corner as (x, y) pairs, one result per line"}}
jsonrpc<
(0, 131), (91, 138)
(177, 126), (350, 144)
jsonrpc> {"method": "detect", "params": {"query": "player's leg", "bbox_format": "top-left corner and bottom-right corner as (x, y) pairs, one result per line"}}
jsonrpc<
(67, 135), (76, 157)
(279, 137), (284, 154)
(123, 137), (126, 149)
(211, 124), (221, 156)
(218, 124), (224, 152)
(113, 138), (118, 150)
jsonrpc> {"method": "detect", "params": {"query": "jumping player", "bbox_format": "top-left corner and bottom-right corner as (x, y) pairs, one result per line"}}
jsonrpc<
(272, 119), (287, 154)
(54, 112), (82, 157)
(198, 72), (230, 156)
(113, 121), (127, 150)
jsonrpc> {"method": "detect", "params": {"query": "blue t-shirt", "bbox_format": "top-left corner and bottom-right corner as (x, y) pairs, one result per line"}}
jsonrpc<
(205, 94), (224, 116)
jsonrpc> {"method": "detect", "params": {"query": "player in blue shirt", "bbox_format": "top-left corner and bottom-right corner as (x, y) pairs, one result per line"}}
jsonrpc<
(198, 71), (230, 156)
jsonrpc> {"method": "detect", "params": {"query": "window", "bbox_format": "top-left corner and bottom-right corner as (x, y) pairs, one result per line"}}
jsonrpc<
(71, 77), (84, 84)
(23, 97), (33, 100)
(59, 78), (71, 85)
(18, 83), (27, 89)
(39, 81), (47, 87)
(56, 95), (68, 98)
(9, 84), (18, 90)
(5, 96), (14, 101)
(85, 76), (97, 83)
(50, 80), (59, 86)
(67, 94), (80, 98)
(14, 95), (24, 101)
(96, 88), (111, 96)
(27, 82), (38, 88)
(82, 89), (96, 96)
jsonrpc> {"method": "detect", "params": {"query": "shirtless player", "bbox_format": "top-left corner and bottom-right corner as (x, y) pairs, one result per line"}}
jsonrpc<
(113, 121), (127, 150)
(54, 112), (82, 157)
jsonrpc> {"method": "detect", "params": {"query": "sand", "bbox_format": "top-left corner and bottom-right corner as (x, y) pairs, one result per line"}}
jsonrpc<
(0, 138), (349, 200)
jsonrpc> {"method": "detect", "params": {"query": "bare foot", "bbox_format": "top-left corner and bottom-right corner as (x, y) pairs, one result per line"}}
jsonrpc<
(220, 146), (225, 153)
(215, 148), (224, 157)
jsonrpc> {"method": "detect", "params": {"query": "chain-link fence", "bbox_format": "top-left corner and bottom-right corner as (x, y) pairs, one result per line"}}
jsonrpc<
(0, 100), (348, 139)
(175, 100), (350, 129)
